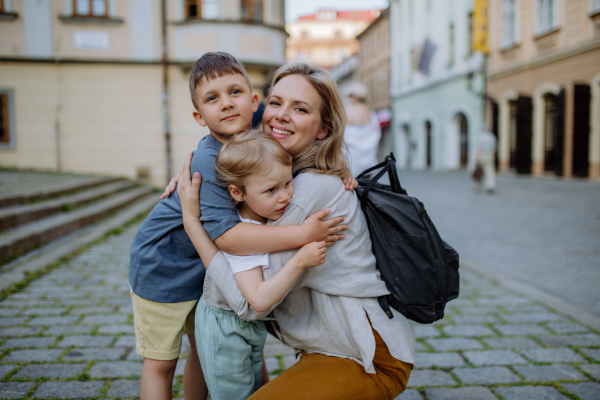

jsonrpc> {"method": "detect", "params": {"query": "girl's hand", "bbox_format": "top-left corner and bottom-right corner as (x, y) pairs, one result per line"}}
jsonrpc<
(177, 152), (202, 220)
(160, 172), (181, 200)
(342, 173), (358, 191)
(293, 241), (327, 269)
(301, 208), (347, 246)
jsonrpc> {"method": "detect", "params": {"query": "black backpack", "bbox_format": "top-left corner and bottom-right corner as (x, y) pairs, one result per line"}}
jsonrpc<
(355, 154), (460, 324)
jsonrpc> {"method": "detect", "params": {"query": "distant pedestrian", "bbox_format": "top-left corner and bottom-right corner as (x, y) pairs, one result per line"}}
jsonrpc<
(252, 83), (270, 129)
(344, 82), (381, 176)
(475, 125), (497, 194)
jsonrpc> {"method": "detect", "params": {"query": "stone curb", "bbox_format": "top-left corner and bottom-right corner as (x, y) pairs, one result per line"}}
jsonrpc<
(0, 194), (158, 293)
(462, 256), (600, 331)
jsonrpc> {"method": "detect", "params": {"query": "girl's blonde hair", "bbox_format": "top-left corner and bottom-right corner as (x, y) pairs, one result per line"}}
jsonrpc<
(270, 63), (350, 178)
(216, 130), (292, 196)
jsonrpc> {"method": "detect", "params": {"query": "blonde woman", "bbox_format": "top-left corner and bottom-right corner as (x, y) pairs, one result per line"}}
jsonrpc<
(175, 63), (415, 399)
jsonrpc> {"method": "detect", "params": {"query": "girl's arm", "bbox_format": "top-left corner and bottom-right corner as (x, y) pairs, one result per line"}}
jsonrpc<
(234, 241), (326, 312)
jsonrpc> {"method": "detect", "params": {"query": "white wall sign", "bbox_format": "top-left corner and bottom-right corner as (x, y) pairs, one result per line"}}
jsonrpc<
(74, 31), (110, 50)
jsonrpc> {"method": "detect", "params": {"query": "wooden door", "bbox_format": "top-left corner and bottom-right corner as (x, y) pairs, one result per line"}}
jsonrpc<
(515, 96), (532, 174)
(572, 84), (590, 177)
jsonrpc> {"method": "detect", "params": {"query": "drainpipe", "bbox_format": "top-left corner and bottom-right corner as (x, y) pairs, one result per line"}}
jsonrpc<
(161, 0), (172, 185)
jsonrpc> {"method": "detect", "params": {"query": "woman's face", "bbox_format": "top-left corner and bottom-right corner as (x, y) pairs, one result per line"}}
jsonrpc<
(262, 74), (328, 157)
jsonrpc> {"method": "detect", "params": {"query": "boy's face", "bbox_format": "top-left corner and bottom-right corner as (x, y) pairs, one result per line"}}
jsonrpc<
(193, 73), (258, 142)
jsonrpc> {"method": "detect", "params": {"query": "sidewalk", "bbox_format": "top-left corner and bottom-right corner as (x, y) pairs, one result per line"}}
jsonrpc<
(0, 224), (599, 399)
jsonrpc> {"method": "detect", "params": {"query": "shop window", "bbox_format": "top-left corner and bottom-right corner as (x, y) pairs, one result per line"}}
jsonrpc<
(593, 0), (600, 13)
(0, 91), (14, 147)
(74, 0), (108, 17)
(502, 0), (518, 47)
(241, 0), (262, 22)
(536, 0), (558, 35)
(186, 0), (220, 20)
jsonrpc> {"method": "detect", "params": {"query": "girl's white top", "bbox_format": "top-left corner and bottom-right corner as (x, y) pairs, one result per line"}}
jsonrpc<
(344, 111), (382, 176)
(223, 214), (269, 274)
(202, 173), (416, 373)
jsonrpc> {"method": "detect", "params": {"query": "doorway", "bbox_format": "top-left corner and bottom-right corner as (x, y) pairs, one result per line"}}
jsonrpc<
(425, 121), (432, 168)
(456, 113), (468, 167)
(543, 91), (564, 175)
(572, 84), (590, 177)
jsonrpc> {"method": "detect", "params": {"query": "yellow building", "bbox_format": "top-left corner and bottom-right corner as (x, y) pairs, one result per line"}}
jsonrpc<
(487, 0), (600, 178)
(0, 0), (286, 187)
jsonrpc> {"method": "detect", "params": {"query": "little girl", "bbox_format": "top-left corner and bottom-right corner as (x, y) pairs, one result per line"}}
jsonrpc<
(180, 130), (327, 400)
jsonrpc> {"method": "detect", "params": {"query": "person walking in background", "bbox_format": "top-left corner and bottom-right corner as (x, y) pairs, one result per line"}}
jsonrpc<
(252, 83), (270, 129)
(475, 124), (497, 194)
(344, 82), (381, 176)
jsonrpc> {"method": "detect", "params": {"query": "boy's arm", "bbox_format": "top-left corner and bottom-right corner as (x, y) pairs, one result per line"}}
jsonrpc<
(233, 242), (327, 312)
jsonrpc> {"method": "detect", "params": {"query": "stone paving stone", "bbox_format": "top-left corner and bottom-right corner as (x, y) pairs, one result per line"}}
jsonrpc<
(114, 335), (136, 347)
(538, 334), (600, 347)
(494, 386), (569, 400)
(452, 366), (520, 384)
(442, 325), (495, 337)
(394, 388), (423, 400)
(579, 364), (600, 380)
(106, 379), (141, 397)
(0, 364), (17, 378)
(35, 381), (105, 399)
(521, 348), (586, 363)
(44, 325), (94, 335)
(1, 337), (56, 348)
(501, 313), (565, 322)
(0, 317), (27, 326)
(22, 308), (67, 316)
(413, 352), (465, 369)
(265, 357), (279, 372)
(502, 304), (550, 313)
(60, 300), (99, 306)
(547, 322), (590, 334)
(426, 338), (483, 351)
(0, 327), (43, 337)
(483, 337), (540, 349)
(28, 316), (79, 325)
(0, 382), (35, 399)
(425, 387), (497, 400)
(62, 347), (127, 361)
(451, 315), (499, 324)
(493, 324), (549, 335)
(97, 324), (135, 334)
(453, 306), (499, 314)
(70, 306), (116, 314)
(1, 300), (54, 307)
(477, 297), (530, 305)
(4, 348), (64, 362)
(407, 370), (456, 387)
(13, 363), (87, 379)
(56, 334), (114, 347)
(562, 382), (600, 400)
(88, 361), (143, 377)
(414, 342), (428, 351)
(80, 314), (129, 324)
(514, 364), (587, 382)
(0, 309), (21, 317)
(283, 355), (297, 369)
(127, 349), (144, 360)
(462, 350), (528, 366)
(413, 325), (440, 338)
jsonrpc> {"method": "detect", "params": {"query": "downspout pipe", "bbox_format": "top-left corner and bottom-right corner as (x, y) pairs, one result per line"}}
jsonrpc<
(161, 0), (172, 185)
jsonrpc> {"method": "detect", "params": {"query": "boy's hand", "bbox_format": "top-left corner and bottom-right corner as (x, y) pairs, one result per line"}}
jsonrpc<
(160, 172), (181, 200)
(342, 173), (358, 191)
(293, 241), (327, 269)
(301, 208), (347, 246)
(178, 152), (202, 220)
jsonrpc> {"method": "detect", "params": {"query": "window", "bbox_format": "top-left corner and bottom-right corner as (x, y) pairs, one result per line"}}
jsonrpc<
(502, 0), (518, 47)
(0, 91), (13, 147)
(593, 0), (600, 12)
(301, 30), (308, 39)
(0, 0), (4, 12)
(74, 0), (108, 17)
(186, 0), (220, 20)
(448, 23), (455, 67)
(334, 30), (342, 39)
(467, 12), (474, 57)
(537, 0), (557, 34)
(241, 0), (262, 22)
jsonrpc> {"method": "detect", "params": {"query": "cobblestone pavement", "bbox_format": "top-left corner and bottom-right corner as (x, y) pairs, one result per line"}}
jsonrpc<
(0, 171), (95, 197)
(396, 171), (600, 316)
(1, 222), (599, 399)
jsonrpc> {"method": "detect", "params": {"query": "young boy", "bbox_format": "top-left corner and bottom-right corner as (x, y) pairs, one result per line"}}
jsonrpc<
(129, 52), (345, 399)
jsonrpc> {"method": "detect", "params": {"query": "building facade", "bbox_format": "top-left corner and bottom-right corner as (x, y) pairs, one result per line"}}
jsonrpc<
(390, 0), (485, 171)
(286, 9), (379, 68)
(0, 0), (286, 187)
(487, 0), (600, 178)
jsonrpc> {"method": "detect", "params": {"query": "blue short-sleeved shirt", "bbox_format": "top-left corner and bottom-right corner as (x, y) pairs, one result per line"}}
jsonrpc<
(129, 134), (240, 303)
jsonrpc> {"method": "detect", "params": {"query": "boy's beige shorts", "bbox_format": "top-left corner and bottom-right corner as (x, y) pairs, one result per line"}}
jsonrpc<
(130, 288), (197, 361)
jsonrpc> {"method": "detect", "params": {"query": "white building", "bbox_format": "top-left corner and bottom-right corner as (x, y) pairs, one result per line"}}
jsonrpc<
(389, 0), (485, 170)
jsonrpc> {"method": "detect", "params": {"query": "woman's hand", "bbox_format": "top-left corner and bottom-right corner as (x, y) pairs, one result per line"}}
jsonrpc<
(177, 152), (202, 220)
(342, 173), (358, 191)
(159, 172), (181, 200)
(301, 208), (347, 246)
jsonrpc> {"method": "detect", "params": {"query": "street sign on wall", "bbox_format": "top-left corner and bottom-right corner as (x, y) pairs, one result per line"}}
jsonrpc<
(473, 0), (489, 54)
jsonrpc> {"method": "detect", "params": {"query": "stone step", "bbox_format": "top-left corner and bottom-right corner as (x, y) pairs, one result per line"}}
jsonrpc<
(0, 186), (154, 265)
(0, 176), (119, 208)
(0, 180), (138, 231)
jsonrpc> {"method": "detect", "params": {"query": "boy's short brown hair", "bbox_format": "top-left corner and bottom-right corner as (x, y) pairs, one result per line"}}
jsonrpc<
(188, 52), (253, 110)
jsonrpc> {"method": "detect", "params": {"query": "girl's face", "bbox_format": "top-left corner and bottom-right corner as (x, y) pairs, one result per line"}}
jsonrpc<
(262, 74), (328, 157)
(230, 161), (294, 223)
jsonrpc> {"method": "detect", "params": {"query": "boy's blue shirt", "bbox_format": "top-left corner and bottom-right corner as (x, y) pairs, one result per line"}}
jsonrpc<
(129, 134), (240, 303)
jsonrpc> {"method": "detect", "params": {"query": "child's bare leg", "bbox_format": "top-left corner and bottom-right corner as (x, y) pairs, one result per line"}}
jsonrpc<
(140, 358), (178, 400)
(261, 357), (270, 386)
(184, 335), (208, 400)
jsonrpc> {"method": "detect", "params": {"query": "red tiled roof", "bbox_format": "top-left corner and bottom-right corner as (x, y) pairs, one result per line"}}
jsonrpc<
(298, 9), (380, 22)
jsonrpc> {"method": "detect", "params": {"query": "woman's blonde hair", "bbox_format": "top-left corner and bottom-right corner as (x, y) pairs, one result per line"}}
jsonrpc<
(216, 130), (292, 197)
(270, 63), (350, 178)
